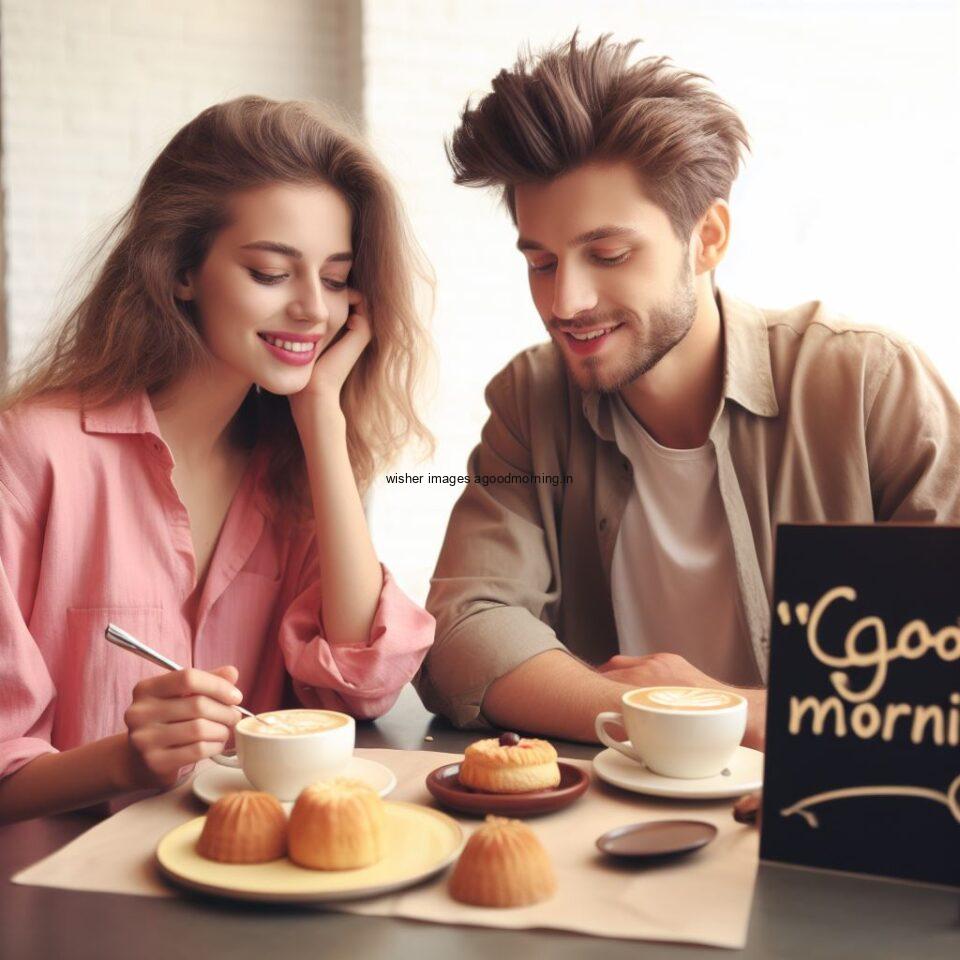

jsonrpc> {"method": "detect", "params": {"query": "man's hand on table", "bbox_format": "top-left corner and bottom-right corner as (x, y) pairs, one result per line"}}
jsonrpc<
(595, 653), (767, 751)
(481, 649), (766, 749)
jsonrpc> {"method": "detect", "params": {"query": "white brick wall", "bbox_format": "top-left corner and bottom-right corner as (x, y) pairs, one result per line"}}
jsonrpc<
(1, 0), (359, 370)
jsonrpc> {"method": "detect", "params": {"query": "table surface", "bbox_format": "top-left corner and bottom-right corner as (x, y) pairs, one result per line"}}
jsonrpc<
(2, 687), (957, 960)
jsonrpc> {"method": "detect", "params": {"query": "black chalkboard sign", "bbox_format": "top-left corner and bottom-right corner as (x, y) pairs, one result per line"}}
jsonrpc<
(760, 524), (960, 888)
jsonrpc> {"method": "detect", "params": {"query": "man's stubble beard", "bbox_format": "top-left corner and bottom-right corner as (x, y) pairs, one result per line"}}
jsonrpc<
(569, 259), (697, 394)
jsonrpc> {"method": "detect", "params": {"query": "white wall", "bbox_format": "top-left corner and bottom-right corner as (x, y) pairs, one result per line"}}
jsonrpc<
(363, 0), (960, 603)
(0, 0), (359, 369)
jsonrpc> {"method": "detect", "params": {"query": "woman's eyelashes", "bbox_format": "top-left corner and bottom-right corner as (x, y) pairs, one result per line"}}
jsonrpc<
(248, 268), (288, 285)
(247, 268), (348, 291)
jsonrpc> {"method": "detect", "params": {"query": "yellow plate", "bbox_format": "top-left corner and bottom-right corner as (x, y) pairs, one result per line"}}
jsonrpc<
(156, 801), (463, 902)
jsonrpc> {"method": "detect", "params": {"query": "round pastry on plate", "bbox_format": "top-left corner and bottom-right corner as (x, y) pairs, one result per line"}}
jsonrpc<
(288, 778), (386, 870)
(449, 815), (556, 907)
(196, 790), (287, 864)
(459, 732), (561, 793)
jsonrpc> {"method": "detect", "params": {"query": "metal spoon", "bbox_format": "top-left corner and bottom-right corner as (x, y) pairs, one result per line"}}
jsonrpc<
(104, 622), (283, 727)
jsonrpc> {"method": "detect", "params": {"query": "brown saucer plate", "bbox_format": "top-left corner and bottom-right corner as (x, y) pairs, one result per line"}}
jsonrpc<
(596, 819), (718, 860)
(425, 761), (589, 817)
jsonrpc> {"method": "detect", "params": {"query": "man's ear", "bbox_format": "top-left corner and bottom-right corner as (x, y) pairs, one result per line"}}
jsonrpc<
(693, 199), (731, 275)
(174, 268), (195, 302)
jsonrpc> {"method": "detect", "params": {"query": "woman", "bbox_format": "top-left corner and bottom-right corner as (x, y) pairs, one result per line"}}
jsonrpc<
(0, 96), (435, 822)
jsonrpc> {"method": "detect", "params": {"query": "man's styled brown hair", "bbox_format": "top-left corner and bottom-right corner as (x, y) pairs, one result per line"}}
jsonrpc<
(447, 33), (750, 239)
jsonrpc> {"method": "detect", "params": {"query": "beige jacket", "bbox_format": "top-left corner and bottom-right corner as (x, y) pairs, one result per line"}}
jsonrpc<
(416, 292), (960, 727)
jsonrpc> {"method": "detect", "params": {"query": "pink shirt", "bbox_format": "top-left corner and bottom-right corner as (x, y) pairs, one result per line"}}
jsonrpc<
(0, 391), (435, 782)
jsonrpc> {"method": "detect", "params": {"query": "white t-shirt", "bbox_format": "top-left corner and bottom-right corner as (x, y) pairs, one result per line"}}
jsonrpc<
(609, 396), (760, 686)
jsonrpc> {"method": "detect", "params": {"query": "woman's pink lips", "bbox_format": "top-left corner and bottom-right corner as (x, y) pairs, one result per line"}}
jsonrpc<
(259, 335), (317, 366)
(257, 330), (321, 343)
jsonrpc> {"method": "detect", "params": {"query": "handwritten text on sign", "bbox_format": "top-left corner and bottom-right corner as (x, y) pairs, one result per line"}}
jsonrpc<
(761, 525), (960, 887)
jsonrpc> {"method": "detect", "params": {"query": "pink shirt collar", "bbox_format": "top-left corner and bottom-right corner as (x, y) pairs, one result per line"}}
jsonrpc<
(81, 390), (162, 437)
(80, 389), (274, 518)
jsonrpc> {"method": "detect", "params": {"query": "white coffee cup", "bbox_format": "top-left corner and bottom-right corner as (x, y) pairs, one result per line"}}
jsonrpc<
(595, 686), (747, 779)
(212, 708), (355, 800)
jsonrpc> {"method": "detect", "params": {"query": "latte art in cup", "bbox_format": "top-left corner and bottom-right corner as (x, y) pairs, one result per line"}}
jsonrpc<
(627, 687), (742, 712)
(596, 686), (748, 778)
(215, 708), (356, 800)
(240, 709), (349, 737)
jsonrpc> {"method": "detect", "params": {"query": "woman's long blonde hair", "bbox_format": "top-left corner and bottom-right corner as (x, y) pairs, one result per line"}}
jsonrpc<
(1, 96), (433, 521)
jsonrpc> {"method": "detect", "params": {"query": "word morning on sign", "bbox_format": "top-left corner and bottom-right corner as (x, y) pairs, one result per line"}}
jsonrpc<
(777, 586), (960, 746)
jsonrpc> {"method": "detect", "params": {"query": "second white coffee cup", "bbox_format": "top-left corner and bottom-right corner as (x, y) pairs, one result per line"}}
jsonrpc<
(213, 708), (355, 801)
(595, 686), (747, 779)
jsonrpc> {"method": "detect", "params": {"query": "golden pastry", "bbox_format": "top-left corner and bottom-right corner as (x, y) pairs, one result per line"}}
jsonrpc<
(288, 778), (385, 870)
(449, 815), (556, 907)
(196, 790), (287, 864)
(459, 732), (561, 793)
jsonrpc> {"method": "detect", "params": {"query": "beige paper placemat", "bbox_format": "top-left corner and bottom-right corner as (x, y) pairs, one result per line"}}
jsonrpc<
(13, 748), (759, 948)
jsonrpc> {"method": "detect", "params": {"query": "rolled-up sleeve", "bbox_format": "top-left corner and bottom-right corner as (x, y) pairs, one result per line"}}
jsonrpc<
(277, 549), (434, 720)
(0, 477), (58, 780)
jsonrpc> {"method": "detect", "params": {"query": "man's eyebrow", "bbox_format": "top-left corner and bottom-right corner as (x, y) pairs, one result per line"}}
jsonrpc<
(516, 237), (545, 252)
(240, 241), (353, 263)
(516, 226), (643, 253)
(571, 225), (643, 246)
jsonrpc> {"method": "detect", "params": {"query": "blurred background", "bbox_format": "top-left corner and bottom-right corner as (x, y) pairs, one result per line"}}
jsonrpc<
(1, 0), (957, 603)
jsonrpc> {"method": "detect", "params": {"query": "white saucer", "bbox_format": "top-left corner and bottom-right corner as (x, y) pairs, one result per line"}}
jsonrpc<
(592, 744), (763, 800)
(191, 757), (397, 809)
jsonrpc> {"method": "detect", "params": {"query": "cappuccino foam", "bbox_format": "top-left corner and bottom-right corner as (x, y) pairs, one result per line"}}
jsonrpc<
(628, 687), (742, 712)
(242, 709), (348, 736)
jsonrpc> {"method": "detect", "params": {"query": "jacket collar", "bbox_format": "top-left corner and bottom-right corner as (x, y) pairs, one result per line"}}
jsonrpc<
(719, 290), (779, 419)
(582, 288), (780, 440)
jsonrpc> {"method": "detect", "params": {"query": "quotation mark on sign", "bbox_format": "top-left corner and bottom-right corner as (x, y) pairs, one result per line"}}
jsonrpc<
(776, 601), (810, 627)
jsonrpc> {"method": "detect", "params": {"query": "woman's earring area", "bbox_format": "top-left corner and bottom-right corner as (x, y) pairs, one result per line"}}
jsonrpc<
(173, 269), (194, 302)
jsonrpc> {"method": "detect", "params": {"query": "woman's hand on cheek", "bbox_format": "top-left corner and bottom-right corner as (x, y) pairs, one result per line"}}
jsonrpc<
(289, 288), (372, 427)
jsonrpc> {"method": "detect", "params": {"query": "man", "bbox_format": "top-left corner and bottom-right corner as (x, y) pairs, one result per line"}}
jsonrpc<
(414, 34), (960, 748)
